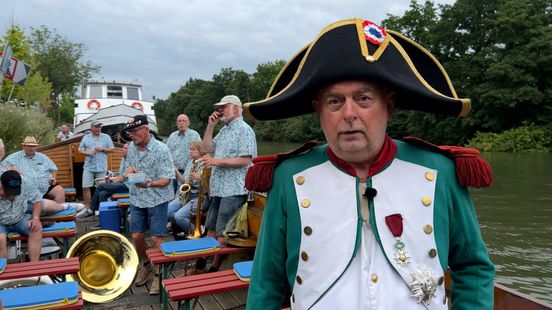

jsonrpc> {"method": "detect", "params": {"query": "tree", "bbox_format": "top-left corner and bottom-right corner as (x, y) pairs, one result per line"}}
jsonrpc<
(29, 26), (100, 123)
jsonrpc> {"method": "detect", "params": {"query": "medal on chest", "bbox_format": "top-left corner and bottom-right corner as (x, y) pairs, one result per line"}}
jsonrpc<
(385, 213), (411, 266)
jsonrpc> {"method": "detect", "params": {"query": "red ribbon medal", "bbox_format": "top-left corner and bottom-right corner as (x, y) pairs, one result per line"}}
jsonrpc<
(385, 213), (411, 266)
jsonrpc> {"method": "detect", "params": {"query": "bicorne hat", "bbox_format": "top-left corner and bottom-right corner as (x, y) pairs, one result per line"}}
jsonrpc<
(244, 18), (470, 120)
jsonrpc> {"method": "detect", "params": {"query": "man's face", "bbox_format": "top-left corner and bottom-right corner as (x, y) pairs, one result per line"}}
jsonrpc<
(126, 125), (149, 145)
(61, 125), (69, 133)
(23, 144), (37, 157)
(217, 104), (236, 124)
(176, 115), (190, 131)
(313, 80), (394, 165)
(91, 124), (102, 135)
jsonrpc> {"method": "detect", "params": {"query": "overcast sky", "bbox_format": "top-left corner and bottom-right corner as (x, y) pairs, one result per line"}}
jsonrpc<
(0, 0), (453, 101)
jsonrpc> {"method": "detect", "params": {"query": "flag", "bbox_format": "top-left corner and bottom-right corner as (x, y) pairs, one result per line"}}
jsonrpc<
(0, 43), (13, 77)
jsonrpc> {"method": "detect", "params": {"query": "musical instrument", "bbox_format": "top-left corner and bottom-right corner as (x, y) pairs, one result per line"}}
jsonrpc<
(187, 166), (212, 239)
(66, 230), (139, 303)
(179, 160), (200, 204)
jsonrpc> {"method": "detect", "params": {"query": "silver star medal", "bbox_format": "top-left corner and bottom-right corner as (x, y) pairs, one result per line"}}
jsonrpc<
(393, 237), (411, 266)
(409, 265), (437, 307)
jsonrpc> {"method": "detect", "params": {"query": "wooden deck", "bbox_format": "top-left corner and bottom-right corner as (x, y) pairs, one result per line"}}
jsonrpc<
(75, 215), (251, 310)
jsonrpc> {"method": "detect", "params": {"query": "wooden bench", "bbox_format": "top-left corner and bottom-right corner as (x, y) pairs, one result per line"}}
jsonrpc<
(40, 209), (77, 222)
(163, 269), (249, 310)
(111, 192), (130, 200)
(147, 246), (254, 310)
(0, 256), (79, 281)
(8, 222), (77, 257)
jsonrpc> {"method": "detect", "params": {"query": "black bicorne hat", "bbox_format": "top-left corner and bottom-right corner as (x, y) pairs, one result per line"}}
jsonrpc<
(244, 18), (470, 120)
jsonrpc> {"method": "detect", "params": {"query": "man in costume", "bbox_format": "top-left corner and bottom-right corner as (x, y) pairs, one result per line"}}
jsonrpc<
(244, 19), (494, 309)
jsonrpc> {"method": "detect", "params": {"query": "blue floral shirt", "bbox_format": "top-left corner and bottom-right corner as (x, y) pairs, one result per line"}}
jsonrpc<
(3, 151), (57, 195)
(122, 137), (175, 208)
(79, 132), (114, 172)
(166, 129), (201, 171)
(210, 117), (257, 197)
(0, 167), (42, 225)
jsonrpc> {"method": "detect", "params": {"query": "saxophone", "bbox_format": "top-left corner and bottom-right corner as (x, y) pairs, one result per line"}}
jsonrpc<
(179, 159), (199, 204)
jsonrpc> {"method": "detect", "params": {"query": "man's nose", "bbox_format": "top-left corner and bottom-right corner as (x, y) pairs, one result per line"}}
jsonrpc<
(343, 99), (358, 122)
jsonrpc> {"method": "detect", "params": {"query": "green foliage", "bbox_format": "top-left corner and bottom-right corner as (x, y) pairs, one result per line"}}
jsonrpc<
(0, 104), (55, 153)
(467, 124), (551, 152)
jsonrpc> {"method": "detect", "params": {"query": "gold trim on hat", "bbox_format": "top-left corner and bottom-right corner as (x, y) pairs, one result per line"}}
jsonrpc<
(354, 18), (390, 62)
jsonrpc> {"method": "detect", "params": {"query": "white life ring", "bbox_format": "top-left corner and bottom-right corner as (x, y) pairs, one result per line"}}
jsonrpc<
(87, 99), (101, 111)
(131, 102), (144, 110)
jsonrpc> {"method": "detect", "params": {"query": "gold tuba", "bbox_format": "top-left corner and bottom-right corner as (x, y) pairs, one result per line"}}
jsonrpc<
(66, 230), (139, 303)
(188, 166), (212, 239)
(180, 160), (199, 204)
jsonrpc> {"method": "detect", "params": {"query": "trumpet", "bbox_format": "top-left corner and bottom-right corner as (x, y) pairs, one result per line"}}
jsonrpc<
(180, 160), (199, 204)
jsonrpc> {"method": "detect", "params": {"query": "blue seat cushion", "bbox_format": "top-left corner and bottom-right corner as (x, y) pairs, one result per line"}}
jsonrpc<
(40, 209), (76, 220)
(233, 261), (253, 282)
(161, 237), (220, 257)
(0, 258), (6, 274)
(0, 281), (79, 309)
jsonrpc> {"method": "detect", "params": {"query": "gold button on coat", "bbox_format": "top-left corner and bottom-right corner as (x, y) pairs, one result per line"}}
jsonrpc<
(301, 251), (309, 261)
(304, 226), (312, 235)
(371, 274), (378, 283)
(301, 199), (311, 208)
(429, 248), (437, 258)
(296, 276), (303, 285)
(422, 196), (432, 206)
(425, 172), (435, 181)
(296, 176), (305, 185)
(424, 224), (433, 234)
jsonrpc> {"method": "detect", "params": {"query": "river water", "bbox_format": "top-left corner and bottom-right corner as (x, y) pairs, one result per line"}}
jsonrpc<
(258, 142), (552, 304)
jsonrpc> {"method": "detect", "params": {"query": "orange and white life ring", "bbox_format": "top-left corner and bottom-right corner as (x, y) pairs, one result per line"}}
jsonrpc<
(131, 102), (144, 111)
(87, 99), (101, 111)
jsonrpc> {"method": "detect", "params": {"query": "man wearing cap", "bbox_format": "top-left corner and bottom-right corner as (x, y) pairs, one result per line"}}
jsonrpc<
(245, 19), (494, 309)
(199, 95), (256, 273)
(166, 114), (201, 193)
(116, 114), (174, 294)
(3, 136), (65, 204)
(0, 170), (42, 262)
(77, 120), (115, 219)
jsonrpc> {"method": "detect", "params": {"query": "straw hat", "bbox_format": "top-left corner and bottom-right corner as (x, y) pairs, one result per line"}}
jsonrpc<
(21, 136), (39, 146)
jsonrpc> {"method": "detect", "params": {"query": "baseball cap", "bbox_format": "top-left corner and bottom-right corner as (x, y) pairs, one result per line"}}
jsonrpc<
(1, 170), (22, 196)
(214, 95), (242, 107)
(124, 114), (149, 131)
(91, 120), (103, 127)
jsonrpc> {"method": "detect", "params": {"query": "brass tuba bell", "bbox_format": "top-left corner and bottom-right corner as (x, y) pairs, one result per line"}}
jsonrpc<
(66, 230), (139, 303)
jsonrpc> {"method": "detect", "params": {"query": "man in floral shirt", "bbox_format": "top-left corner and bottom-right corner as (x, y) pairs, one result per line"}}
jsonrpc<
(117, 115), (174, 295)
(200, 95), (257, 273)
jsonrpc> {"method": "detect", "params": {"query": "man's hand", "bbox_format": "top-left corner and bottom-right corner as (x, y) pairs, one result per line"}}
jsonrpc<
(200, 155), (219, 167)
(207, 111), (222, 127)
(28, 218), (42, 232)
(125, 166), (137, 174)
(136, 178), (153, 188)
(95, 146), (104, 152)
(49, 177), (57, 186)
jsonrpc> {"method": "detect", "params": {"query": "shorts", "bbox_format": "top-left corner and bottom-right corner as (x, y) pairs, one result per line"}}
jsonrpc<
(0, 214), (32, 235)
(27, 199), (47, 216)
(129, 202), (168, 237)
(43, 184), (62, 197)
(205, 195), (247, 236)
(82, 170), (107, 188)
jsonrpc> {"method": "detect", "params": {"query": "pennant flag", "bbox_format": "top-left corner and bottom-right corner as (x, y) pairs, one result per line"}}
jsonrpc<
(0, 43), (13, 77)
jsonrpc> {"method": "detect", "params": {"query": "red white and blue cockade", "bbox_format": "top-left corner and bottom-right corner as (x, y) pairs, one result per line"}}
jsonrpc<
(362, 20), (387, 45)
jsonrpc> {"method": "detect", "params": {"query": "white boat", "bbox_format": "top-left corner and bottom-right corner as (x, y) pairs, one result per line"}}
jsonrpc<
(73, 81), (158, 139)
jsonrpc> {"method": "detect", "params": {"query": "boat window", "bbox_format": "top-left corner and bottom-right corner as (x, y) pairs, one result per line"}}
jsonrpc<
(127, 87), (140, 100)
(107, 86), (123, 98)
(89, 86), (102, 98)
